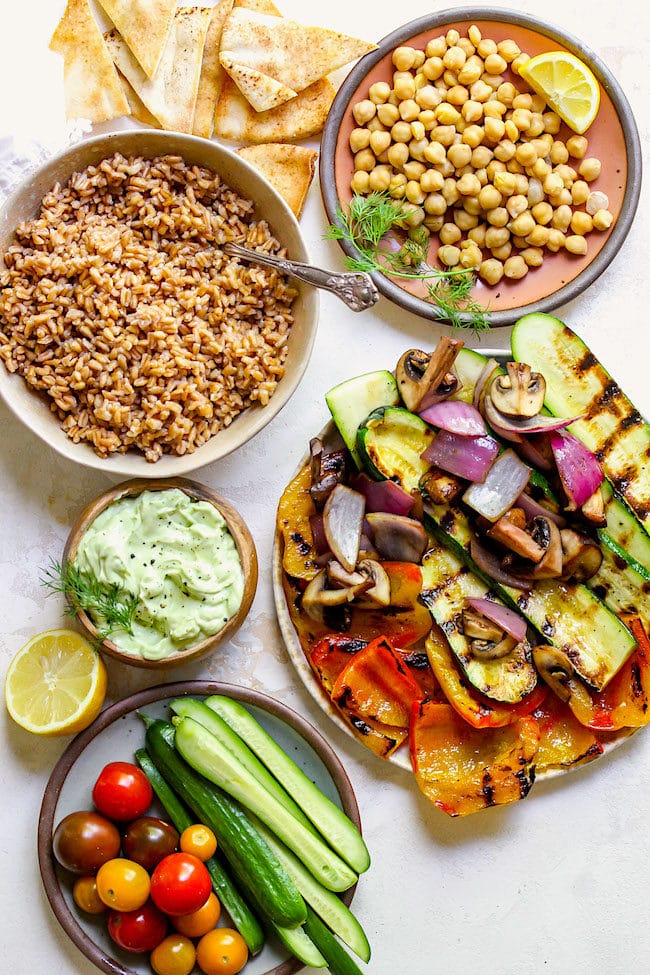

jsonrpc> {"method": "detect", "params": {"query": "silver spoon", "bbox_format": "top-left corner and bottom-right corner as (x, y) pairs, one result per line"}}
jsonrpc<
(224, 241), (379, 313)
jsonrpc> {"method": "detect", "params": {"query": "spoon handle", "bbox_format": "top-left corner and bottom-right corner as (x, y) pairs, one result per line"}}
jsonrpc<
(224, 241), (379, 312)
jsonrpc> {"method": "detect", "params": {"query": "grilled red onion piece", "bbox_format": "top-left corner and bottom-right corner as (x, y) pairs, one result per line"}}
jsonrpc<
(323, 484), (365, 573)
(421, 430), (499, 482)
(549, 431), (604, 509)
(515, 492), (566, 528)
(352, 473), (414, 516)
(419, 400), (487, 437)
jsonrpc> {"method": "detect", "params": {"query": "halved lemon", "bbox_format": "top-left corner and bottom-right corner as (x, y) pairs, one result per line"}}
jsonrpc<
(518, 50), (600, 134)
(5, 629), (107, 736)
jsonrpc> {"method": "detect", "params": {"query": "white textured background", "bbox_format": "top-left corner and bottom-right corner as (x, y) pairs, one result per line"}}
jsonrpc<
(0, 2), (649, 974)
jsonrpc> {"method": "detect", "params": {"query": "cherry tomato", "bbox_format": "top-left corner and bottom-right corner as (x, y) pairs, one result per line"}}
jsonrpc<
(52, 810), (121, 874)
(196, 928), (249, 975)
(179, 824), (217, 861)
(172, 892), (221, 938)
(72, 876), (106, 915)
(150, 852), (212, 917)
(150, 933), (196, 975)
(122, 817), (179, 871)
(92, 762), (153, 821)
(107, 901), (168, 954)
(96, 857), (151, 912)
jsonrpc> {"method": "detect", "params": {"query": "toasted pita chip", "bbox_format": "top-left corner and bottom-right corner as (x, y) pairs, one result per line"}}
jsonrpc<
(105, 7), (212, 133)
(219, 8), (376, 110)
(50, 0), (130, 123)
(214, 74), (334, 142)
(238, 0), (281, 14)
(118, 71), (162, 128)
(96, 0), (177, 78)
(237, 144), (317, 218)
(193, 0), (235, 139)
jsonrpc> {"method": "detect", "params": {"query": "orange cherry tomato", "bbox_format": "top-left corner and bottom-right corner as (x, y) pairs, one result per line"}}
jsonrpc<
(196, 928), (249, 975)
(96, 858), (151, 912)
(72, 876), (106, 915)
(179, 824), (217, 862)
(150, 933), (196, 975)
(172, 892), (221, 938)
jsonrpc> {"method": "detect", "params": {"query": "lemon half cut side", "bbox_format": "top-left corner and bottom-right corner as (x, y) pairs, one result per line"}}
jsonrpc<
(518, 50), (600, 134)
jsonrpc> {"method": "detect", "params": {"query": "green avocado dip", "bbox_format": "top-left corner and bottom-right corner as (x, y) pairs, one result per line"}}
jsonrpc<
(74, 489), (244, 659)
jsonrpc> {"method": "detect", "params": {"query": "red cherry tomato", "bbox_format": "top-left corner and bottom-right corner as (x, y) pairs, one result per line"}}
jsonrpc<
(150, 852), (212, 917)
(107, 900), (168, 954)
(92, 762), (153, 821)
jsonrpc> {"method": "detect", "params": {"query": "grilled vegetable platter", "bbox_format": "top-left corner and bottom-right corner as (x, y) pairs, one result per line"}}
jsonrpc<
(275, 312), (650, 817)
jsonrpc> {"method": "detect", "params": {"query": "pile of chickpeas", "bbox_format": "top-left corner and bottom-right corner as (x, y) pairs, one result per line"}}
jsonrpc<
(348, 24), (614, 285)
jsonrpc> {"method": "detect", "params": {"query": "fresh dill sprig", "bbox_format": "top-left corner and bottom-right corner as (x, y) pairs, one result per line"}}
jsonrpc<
(42, 558), (139, 641)
(324, 192), (491, 333)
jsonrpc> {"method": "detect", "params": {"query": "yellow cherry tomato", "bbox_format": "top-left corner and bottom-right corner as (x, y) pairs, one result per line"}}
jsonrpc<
(196, 928), (249, 975)
(96, 857), (151, 912)
(150, 934), (196, 975)
(72, 876), (106, 915)
(179, 824), (217, 861)
(172, 892), (221, 938)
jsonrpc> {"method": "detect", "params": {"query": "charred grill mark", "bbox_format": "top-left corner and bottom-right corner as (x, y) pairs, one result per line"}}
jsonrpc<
(516, 767), (535, 799)
(630, 660), (644, 703)
(577, 350), (598, 372)
(621, 410), (643, 430)
(517, 594), (529, 610)
(349, 714), (373, 736)
(541, 619), (555, 638)
(440, 510), (457, 534)
(289, 531), (312, 555)
(402, 651), (430, 669)
(597, 380), (622, 407)
(338, 637), (368, 654)
(481, 771), (495, 806)
(591, 583), (607, 600)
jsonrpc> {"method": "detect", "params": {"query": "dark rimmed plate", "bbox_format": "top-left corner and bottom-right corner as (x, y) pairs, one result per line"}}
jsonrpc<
(320, 7), (642, 327)
(38, 681), (361, 975)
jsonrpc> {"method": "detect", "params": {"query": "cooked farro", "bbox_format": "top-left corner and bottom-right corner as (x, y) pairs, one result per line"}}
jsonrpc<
(0, 153), (297, 461)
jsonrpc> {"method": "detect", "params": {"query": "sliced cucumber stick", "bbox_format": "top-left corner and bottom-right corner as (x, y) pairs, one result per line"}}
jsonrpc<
(303, 907), (365, 975)
(272, 923), (327, 968)
(206, 695), (371, 875)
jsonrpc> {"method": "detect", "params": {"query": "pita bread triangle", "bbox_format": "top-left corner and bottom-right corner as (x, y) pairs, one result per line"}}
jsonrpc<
(50, 0), (130, 123)
(237, 144), (317, 218)
(105, 7), (212, 134)
(219, 8), (376, 111)
(193, 0), (235, 139)
(117, 70), (162, 128)
(96, 0), (177, 78)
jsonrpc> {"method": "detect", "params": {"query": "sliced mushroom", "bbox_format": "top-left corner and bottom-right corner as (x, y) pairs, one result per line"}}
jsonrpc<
(419, 468), (464, 505)
(395, 337), (463, 413)
(487, 508), (546, 563)
(365, 512), (429, 563)
(473, 358), (501, 413)
(560, 529), (603, 582)
(302, 569), (347, 622)
(327, 560), (371, 590)
(355, 559), (391, 607)
(581, 486), (606, 525)
(323, 484), (365, 573)
(470, 633), (518, 660)
(530, 517), (563, 578)
(462, 607), (504, 642)
(489, 361), (546, 418)
(309, 438), (348, 510)
(532, 644), (574, 701)
(303, 563), (376, 623)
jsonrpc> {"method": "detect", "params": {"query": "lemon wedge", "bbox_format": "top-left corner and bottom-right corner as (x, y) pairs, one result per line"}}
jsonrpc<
(4, 629), (107, 736)
(518, 50), (600, 134)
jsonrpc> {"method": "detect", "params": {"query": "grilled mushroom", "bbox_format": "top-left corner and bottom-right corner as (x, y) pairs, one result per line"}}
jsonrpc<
(532, 644), (575, 701)
(581, 486), (606, 525)
(530, 517), (563, 578)
(487, 508), (546, 563)
(309, 437), (348, 510)
(560, 529), (603, 582)
(470, 633), (518, 660)
(462, 607), (504, 643)
(355, 559), (391, 607)
(395, 337), (463, 413)
(489, 362), (546, 418)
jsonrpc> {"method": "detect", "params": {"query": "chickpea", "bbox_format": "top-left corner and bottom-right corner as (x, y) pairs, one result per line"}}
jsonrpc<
(468, 24), (482, 47)
(463, 197), (483, 215)
(424, 192), (448, 215)
(478, 184), (503, 210)
(551, 204), (572, 231)
(457, 172), (482, 196)
(393, 46), (418, 71)
(421, 169), (445, 193)
(462, 99), (484, 123)
(530, 94), (547, 113)
(416, 85), (441, 110)
(404, 160), (427, 180)
(422, 56), (445, 81)
(461, 124), (485, 148)
(431, 124), (456, 146)
(436, 103), (463, 125)
(377, 102), (400, 127)
(505, 194), (528, 218)
(470, 79), (493, 102)
(443, 69), (459, 88)
(531, 158), (551, 180)
(367, 117), (386, 134)
(350, 170), (370, 194)
(460, 240), (483, 268)
(413, 49), (426, 69)
(542, 111), (562, 134)
(394, 72), (416, 101)
(485, 225), (510, 249)
(543, 172), (564, 197)
(504, 118), (519, 142)
(493, 138), (516, 161)
(565, 234), (588, 256)
(586, 190), (609, 215)
(486, 159), (506, 181)
(479, 257), (505, 284)
(437, 222), (461, 245)
(481, 72), (505, 91)
(447, 142), (473, 169)
(526, 224), (550, 247)
(423, 141), (447, 165)
(525, 113), (546, 138)
(424, 214), (445, 232)
(387, 142), (409, 168)
(493, 171), (517, 197)
(352, 100), (376, 126)
(571, 180), (590, 205)
(510, 51), (530, 75)
(496, 81), (517, 106)
(444, 45), (467, 69)
(446, 28), (461, 46)
(447, 85), (470, 106)
(555, 163), (577, 187)
(405, 179), (426, 204)
(477, 37), (498, 58)
(484, 52), (508, 74)
(442, 178), (461, 206)
(531, 200), (553, 227)
(426, 36), (447, 58)
(504, 254), (528, 279)
(592, 208), (614, 230)
(438, 244), (461, 266)
(400, 203), (425, 228)
(468, 223), (488, 247)
(546, 228), (566, 252)
(511, 92), (533, 111)
(511, 108), (533, 131)
(566, 135), (588, 159)
(349, 128), (371, 153)
(410, 119), (426, 140)
(515, 142), (538, 167)
(578, 157), (602, 181)
(527, 177), (544, 206)
(509, 210), (536, 237)
(472, 145), (493, 168)
(491, 241), (513, 261)
(369, 166), (393, 192)
(389, 173), (407, 198)
(369, 81), (392, 104)
(513, 173), (529, 195)
(570, 211), (593, 235)
(399, 98), (421, 122)
(497, 38), (521, 62)
(458, 57), (484, 86)
(550, 188), (573, 207)
(369, 130), (391, 156)
(455, 209), (479, 231)
(458, 37), (476, 58)
(391, 120), (413, 143)
(419, 109), (438, 130)
(354, 148), (376, 172)
(549, 141), (569, 165)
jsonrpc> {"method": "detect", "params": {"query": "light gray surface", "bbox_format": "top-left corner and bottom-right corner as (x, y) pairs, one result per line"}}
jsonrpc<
(1, 2), (649, 975)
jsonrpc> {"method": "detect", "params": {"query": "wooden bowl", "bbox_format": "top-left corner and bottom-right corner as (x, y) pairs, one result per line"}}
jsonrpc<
(62, 478), (258, 669)
(0, 129), (318, 476)
(320, 7), (642, 327)
(38, 681), (362, 975)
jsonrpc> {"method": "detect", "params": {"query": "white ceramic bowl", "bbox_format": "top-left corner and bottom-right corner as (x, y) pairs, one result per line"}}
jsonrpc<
(0, 130), (319, 477)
